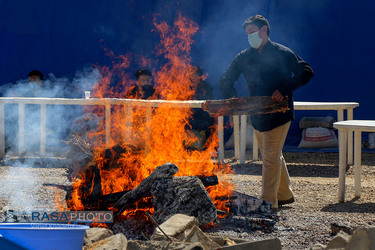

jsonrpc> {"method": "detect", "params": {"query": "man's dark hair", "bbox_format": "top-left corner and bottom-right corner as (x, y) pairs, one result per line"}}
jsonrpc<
(28, 70), (44, 81)
(135, 69), (152, 80)
(242, 15), (270, 36)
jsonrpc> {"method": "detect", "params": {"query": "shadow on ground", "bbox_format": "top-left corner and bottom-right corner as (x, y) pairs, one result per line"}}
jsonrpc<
(321, 197), (375, 213)
(230, 161), (345, 178)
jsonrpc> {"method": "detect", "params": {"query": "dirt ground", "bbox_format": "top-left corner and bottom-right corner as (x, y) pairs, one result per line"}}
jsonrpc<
(1, 151), (375, 249)
(218, 150), (375, 249)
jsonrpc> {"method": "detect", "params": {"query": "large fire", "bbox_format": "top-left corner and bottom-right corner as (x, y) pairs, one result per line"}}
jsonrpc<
(66, 14), (234, 218)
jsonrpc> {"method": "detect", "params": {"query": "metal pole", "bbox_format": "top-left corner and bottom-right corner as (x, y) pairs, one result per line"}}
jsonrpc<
(105, 103), (111, 148)
(145, 106), (152, 154)
(40, 104), (46, 155)
(124, 104), (132, 141)
(218, 116), (224, 162)
(18, 103), (25, 155)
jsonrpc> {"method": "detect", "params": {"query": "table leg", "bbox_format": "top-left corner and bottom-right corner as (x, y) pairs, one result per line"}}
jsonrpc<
(252, 127), (259, 160)
(233, 115), (240, 160)
(240, 115), (247, 164)
(338, 128), (348, 202)
(354, 130), (362, 197)
(347, 108), (354, 165)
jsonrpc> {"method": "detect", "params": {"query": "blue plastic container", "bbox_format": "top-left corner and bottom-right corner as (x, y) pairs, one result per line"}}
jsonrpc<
(0, 223), (89, 250)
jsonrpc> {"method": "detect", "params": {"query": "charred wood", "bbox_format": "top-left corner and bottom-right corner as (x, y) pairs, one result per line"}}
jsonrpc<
(225, 191), (273, 218)
(214, 215), (276, 233)
(43, 183), (72, 192)
(63, 135), (94, 179)
(66, 163), (102, 210)
(100, 175), (218, 206)
(100, 190), (131, 206)
(198, 175), (218, 187)
(81, 163), (102, 209)
(152, 176), (217, 226)
(113, 162), (179, 216)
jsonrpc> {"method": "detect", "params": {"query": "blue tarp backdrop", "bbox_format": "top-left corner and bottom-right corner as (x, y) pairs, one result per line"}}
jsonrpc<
(1, 0), (374, 145)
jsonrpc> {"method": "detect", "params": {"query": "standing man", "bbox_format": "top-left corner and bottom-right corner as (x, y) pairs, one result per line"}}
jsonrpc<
(219, 15), (314, 210)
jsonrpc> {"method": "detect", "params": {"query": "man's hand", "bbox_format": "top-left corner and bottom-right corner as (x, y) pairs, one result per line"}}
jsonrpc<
(271, 90), (284, 102)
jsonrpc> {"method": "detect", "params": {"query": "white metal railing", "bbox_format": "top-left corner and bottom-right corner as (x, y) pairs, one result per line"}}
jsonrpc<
(0, 97), (214, 158)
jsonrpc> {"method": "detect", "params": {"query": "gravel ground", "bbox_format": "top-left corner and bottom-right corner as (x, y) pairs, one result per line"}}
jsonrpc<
(1, 151), (375, 249)
(211, 150), (375, 249)
(0, 157), (70, 221)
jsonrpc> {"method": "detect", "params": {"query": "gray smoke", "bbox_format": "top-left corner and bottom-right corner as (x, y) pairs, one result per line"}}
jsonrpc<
(1, 67), (100, 158)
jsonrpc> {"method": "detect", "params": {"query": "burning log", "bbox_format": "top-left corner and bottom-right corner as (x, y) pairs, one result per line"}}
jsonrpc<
(225, 191), (273, 217)
(113, 162), (217, 226)
(151, 176), (217, 226)
(100, 175), (218, 206)
(113, 162), (179, 216)
(80, 163), (102, 209)
(202, 96), (289, 117)
(65, 162), (102, 209)
(63, 135), (94, 179)
(198, 175), (218, 187)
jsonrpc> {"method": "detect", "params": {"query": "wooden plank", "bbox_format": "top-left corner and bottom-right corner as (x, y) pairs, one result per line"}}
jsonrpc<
(202, 96), (289, 117)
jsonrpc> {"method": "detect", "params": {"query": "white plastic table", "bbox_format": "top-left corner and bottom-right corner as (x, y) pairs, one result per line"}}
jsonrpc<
(333, 120), (375, 202)
(217, 101), (359, 164)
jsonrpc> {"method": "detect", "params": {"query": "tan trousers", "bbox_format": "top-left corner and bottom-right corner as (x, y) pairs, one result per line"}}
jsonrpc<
(254, 121), (293, 208)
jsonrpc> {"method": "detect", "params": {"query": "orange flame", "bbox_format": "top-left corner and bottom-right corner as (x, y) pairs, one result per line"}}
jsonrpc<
(67, 14), (233, 217)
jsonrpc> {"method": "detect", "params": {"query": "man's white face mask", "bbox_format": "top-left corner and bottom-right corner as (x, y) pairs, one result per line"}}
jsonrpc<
(248, 31), (262, 49)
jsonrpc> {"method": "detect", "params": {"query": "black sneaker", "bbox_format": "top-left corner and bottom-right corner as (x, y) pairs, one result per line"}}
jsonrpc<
(278, 197), (295, 207)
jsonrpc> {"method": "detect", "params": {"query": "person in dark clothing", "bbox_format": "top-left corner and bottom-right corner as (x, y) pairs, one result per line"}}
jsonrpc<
(125, 69), (159, 99)
(28, 70), (44, 86)
(219, 15), (314, 210)
(187, 66), (215, 149)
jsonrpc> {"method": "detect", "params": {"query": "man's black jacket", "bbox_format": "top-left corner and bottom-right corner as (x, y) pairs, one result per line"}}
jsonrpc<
(219, 40), (314, 132)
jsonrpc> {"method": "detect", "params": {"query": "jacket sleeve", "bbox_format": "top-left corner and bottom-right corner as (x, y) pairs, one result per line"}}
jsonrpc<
(278, 51), (314, 96)
(219, 55), (242, 99)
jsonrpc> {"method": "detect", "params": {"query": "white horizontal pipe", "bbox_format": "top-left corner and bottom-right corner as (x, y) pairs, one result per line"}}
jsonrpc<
(0, 97), (204, 108)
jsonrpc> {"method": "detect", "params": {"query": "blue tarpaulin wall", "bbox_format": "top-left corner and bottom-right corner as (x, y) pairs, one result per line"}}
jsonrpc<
(1, 0), (374, 146)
